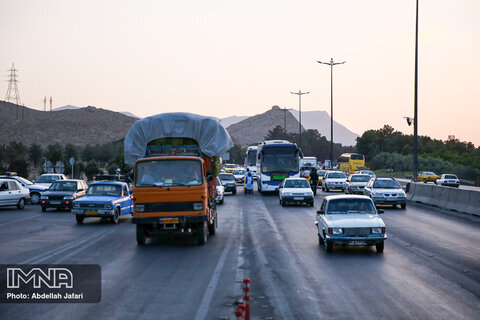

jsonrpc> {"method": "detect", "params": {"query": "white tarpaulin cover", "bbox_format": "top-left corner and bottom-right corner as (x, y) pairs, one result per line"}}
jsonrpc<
(124, 113), (233, 165)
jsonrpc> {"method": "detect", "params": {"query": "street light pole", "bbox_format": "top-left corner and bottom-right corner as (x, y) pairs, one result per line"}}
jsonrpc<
(317, 58), (346, 163)
(413, 0), (419, 182)
(290, 90), (310, 150)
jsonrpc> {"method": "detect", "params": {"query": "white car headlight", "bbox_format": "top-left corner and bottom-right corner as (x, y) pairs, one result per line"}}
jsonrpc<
(332, 228), (343, 235)
(371, 227), (383, 234)
(41, 196), (49, 200)
(63, 196), (74, 200)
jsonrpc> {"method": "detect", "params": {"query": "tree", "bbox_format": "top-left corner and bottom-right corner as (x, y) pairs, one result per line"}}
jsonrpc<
(265, 126), (289, 141)
(28, 143), (43, 168)
(8, 158), (29, 177)
(84, 161), (100, 181)
(45, 144), (64, 173)
(81, 145), (95, 162)
(228, 144), (247, 165)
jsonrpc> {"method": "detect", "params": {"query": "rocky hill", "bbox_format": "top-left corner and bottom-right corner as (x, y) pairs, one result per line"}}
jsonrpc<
(226, 106), (304, 145)
(0, 100), (137, 147)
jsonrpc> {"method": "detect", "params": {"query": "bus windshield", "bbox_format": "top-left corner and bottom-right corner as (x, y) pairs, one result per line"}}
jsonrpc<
(246, 150), (257, 166)
(261, 146), (298, 173)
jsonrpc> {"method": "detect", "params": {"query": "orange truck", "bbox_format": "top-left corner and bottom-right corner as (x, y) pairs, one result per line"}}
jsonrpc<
(124, 113), (233, 245)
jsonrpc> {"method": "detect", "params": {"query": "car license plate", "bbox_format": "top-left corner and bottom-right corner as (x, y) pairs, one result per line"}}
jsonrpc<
(50, 200), (61, 205)
(293, 197), (304, 200)
(86, 211), (98, 216)
(160, 218), (179, 224)
(348, 241), (367, 246)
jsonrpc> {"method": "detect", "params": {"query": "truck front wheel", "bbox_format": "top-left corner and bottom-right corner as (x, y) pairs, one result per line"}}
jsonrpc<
(197, 221), (207, 245)
(136, 225), (146, 245)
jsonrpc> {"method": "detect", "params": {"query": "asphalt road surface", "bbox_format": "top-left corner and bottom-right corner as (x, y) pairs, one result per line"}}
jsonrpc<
(0, 185), (479, 320)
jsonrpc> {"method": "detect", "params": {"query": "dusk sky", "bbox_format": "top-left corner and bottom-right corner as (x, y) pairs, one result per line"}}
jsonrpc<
(1, 0), (479, 145)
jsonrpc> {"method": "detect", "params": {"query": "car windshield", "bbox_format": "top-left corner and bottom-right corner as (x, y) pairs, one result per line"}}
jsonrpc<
(444, 175), (457, 179)
(233, 170), (245, 175)
(362, 171), (375, 176)
(136, 160), (203, 187)
(49, 181), (77, 191)
(327, 172), (346, 179)
(87, 184), (122, 196)
(373, 180), (400, 189)
(37, 175), (60, 183)
(219, 174), (235, 181)
(226, 165), (236, 168)
(15, 177), (33, 185)
(327, 199), (376, 214)
(284, 180), (310, 188)
(351, 175), (371, 182)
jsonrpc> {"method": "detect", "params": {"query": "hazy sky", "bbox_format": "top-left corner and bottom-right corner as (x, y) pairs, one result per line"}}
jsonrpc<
(1, 0), (479, 145)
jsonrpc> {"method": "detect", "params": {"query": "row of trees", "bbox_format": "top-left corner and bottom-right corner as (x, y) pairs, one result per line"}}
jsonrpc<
(0, 140), (129, 180)
(357, 125), (480, 180)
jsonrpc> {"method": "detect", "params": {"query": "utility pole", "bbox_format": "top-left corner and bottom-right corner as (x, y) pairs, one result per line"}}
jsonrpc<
(44, 96), (47, 112)
(290, 90), (310, 150)
(50, 96), (52, 111)
(317, 58), (346, 163)
(413, 0), (419, 182)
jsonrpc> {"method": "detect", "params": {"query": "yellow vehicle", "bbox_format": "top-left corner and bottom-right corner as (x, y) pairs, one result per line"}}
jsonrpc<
(224, 164), (237, 173)
(338, 153), (365, 174)
(317, 170), (327, 186)
(417, 172), (439, 183)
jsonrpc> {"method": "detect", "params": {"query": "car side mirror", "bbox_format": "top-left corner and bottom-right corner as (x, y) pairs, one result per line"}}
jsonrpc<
(402, 186), (407, 191)
(377, 209), (384, 214)
(316, 210), (325, 215)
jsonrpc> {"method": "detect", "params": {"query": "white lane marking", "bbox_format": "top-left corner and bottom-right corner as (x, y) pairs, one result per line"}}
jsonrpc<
(0, 214), (41, 226)
(194, 229), (234, 320)
(233, 207), (245, 298)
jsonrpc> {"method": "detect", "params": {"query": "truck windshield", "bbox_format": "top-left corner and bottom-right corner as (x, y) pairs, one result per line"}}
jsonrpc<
(135, 160), (203, 187)
(87, 184), (122, 196)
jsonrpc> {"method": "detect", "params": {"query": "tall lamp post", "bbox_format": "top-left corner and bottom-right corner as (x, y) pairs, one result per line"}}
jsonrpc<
(413, 0), (419, 182)
(290, 90), (310, 150)
(317, 58), (346, 163)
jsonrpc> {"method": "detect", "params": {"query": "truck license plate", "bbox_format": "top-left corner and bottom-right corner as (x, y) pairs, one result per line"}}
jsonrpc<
(160, 218), (179, 224)
(348, 241), (367, 246)
(86, 211), (98, 216)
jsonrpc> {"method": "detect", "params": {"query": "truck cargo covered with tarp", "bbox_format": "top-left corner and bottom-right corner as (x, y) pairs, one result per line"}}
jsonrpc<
(124, 113), (233, 165)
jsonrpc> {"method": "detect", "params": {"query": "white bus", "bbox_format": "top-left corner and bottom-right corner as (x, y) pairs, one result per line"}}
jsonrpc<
(244, 146), (258, 177)
(256, 140), (302, 192)
(300, 156), (317, 170)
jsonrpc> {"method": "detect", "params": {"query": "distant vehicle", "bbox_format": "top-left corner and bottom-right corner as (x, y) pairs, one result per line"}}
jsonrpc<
(35, 173), (68, 188)
(93, 174), (116, 182)
(338, 153), (366, 174)
(323, 160), (331, 170)
(219, 173), (236, 194)
(435, 174), (460, 188)
(346, 174), (371, 194)
(0, 175), (48, 204)
(317, 170), (328, 186)
(72, 181), (133, 224)
(216, 178), (225, 204)
(256, 140), (302, 192)
(244, 146), (258, 177)
(0, 179), (30, 209)
(417, 172), (439, 183)
(300, 156), (317, 170)
(224, 164), (237, 173)
(364, 177), (406, 209)
(321, 171), (347, 192)
(355, 170), (376, 179)
(278, 178), (314, 207)
(40, 179), (88, 212)
(315, 195), (387, 252)
(232, 169), (246, 184)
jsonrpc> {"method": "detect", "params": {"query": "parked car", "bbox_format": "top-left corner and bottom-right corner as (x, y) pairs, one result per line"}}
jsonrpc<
(40, 179), (88, 212)
(35, 173), (68, 188)
(321, 171), (347, 192)
(435, 174), (460, 188)
(0, 175), (48, 204)
(364, 177), (407, 209)
(232, 169), (247, 184)
(72, 181), (133, 224)
(346, 174), (371, 194)
(417, 171), (439, 183)
(223, 164), (237, 173)
(278, 178), (314, 206)
(0, 179), (30, 209)
(216, 178), (225, 204)
(218, 173), (236, 194)
(315, 195), (387, 252)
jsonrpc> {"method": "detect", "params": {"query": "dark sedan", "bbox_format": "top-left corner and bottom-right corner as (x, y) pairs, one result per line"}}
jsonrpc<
(218, 173), (237, 194)
(40, 179), (89, 212)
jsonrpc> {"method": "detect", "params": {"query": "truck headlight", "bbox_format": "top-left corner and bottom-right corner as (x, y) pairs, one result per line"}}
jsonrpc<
(73, 203), (80, 208)
(63, 196), (73, 200)
(332, 228), (343, 234)
(372, 227), (383, 234)
(193, 202), (204, 211)
(135, 204), (145, 212)
(104, 204), (112, 209)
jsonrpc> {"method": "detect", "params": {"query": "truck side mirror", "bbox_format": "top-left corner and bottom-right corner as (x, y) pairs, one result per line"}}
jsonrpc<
(206, 175), (214, 182)
(317, 210), (324, 215)
(377, 209), (384, 214)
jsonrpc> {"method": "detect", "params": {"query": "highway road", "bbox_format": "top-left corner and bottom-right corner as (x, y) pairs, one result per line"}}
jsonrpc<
(1, 184), (479, 320)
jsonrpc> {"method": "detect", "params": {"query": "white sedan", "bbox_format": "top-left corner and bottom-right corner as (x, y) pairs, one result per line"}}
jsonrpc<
(0, 179), (30, 209)
(216, 178), (225, 204)
(279, 178), (314, 206)
(435, 174), (460, 188)
(315, 195), (387, 252)
(321, 171), (347, 192)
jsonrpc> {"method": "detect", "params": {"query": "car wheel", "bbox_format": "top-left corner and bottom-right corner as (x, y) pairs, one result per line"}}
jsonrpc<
(326, 187), (329, 192)
(376, 241), (384, 253)
(281, 199), (286, 207)
(17, 198), (26, 210)
(325, 239), (333, 253)
(232, 189), (237, 195)
(318, 233), (324, 245)
(401, 203), (406, 209)
(197, 221), (208, 245)
(136, 225), (146, 245)
(30, 192), (41, 204)
(208, 209), (216, 235)
(219, 198), (224, 204)
(111, 208), (120, 224)
(309, 201), (314, 207)
(76, 215), (84, 224)
(41, 206), (46, 212)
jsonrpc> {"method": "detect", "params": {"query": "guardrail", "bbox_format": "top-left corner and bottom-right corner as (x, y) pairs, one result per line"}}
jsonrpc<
(407, 183), (480, 217)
